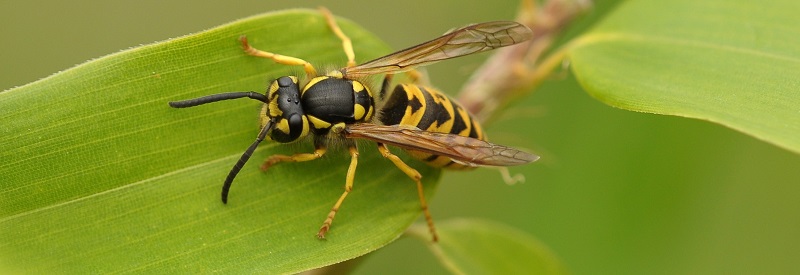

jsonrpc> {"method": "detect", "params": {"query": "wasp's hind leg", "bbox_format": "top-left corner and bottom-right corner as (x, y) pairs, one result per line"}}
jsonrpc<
(377, 70), (427, 100)
(239, 36), (318, 79)
(378, 74), (393, 101)
(406, 70), (426, 85)
(376, 143), (439, 242)
(319, 7), (356, 67)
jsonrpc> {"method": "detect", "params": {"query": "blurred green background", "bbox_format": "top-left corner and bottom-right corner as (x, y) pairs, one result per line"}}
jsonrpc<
(4, 0), (799, 274)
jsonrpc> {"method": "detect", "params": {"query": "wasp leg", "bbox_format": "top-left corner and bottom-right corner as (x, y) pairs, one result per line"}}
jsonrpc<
(319, 7), (356, 67)
(260, 143), (327, 171)
(378, 72), (424, 100)
(378, 74), (393, 101)
(496, 167), (526, 185)
(317, 143), (360, 239)
(378, 70), (429, 100)
(239, 36), (317, 79)
(406, 70), (423, 84)
(376, 143), (439, 242)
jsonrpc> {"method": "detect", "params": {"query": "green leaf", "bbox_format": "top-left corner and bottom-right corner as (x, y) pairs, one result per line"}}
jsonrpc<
(408, 218), (567, 275)
(0, 9), (440, 273)
(567, 0), (800, 153)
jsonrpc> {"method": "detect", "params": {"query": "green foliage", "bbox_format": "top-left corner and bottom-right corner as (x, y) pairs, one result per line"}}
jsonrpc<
(408, 218), (568, 275)
(568, 0), (800, 153)
(0, 10), (443, 273)
(5, 0), (800, 273)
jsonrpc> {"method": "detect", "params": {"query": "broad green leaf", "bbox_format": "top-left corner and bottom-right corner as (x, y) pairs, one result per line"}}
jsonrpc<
(0, 9), (440, 273)
(407, 218), (567, 275)
(567, 0), (800, 153)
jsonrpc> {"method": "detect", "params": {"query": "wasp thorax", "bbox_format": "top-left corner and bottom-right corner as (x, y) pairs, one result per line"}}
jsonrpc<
(265, 76), (309, 143)
(300, 76), (375, 135)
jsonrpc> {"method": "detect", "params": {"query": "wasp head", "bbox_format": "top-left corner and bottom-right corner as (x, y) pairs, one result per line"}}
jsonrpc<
(263, 76), (309, 143)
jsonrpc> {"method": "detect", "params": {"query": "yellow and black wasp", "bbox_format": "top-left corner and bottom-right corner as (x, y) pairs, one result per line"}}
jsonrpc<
(169, 8), (538, 242)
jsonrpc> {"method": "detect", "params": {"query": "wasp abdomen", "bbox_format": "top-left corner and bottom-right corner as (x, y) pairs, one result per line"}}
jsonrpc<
(379, 84), (485, 169)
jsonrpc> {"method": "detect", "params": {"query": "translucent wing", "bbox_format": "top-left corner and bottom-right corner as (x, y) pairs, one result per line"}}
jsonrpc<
(345, 123), (539, 167)
(340, 21), (533, 78)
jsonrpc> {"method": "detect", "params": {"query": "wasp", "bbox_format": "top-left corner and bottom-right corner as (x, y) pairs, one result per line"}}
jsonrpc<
(169, 8), (538, 242)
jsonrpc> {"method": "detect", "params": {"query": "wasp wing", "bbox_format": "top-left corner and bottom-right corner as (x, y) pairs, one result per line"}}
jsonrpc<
(340, 21), (533, 78)
(345, 123), (538, 167)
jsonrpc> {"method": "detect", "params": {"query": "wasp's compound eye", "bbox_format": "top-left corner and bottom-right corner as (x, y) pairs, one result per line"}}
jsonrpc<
(288, 114), (305, 139)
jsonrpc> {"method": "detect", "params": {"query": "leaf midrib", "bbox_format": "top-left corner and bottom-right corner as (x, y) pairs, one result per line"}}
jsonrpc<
(0, 143), (284, 223)
(572, 32), (800, 63)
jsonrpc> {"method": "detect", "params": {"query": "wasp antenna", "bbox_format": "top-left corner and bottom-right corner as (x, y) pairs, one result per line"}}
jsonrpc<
(221, 119), (274, 204)
(169, 91), (268, 108)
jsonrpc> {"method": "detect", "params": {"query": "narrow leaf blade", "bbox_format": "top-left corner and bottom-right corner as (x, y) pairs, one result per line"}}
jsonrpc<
(409, 219), (567, 275)
(0, 9), (440, 273)
(568, 0), (800, 153)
